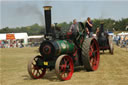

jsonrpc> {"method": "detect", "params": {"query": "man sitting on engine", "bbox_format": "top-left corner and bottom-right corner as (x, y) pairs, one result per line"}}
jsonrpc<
(85, 17), (93, 37)
(69, 19), (79, 40)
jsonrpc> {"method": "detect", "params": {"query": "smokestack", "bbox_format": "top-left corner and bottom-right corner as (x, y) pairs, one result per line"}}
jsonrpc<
(100, 22), (104, 32)
(43, 6), (52, 35)
(54, 23), (57, 28)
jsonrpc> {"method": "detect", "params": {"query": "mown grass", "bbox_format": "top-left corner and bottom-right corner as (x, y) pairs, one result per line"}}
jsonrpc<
(0, 45), (128, 85)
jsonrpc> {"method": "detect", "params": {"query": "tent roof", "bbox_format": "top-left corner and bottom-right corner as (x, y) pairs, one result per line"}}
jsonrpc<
(118, 32), (128, 36)
(28, 35), (44, 39)
(0, 34), (6, 40)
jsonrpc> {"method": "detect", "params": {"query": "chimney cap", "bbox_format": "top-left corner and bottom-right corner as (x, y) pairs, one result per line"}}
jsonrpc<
(43, 6), (52, 10)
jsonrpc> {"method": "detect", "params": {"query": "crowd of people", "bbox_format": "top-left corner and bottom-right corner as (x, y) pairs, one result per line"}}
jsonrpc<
(0, 40), (24, 48)
(114, 35), (128, 48)
(0, 39), (43, 48)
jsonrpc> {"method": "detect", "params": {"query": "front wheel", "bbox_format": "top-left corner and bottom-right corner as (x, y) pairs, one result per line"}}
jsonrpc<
(55, 55), (74, 81)
(27, 55), (46, 79)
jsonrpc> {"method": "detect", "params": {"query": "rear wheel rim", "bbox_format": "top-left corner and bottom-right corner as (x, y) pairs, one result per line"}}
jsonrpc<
(28, 56), (46, 79)
(55, 55), (74, 81)
(89, 39), (100, 70)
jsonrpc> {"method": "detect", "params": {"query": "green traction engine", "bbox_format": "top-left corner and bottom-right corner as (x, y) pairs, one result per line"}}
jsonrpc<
(27, 6), (100, 81)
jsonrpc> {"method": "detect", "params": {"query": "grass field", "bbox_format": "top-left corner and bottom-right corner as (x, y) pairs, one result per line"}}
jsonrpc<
(0, 45), (128, 85)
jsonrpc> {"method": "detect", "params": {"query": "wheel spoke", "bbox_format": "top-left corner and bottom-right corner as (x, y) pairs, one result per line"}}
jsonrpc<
(90, 57), (93, 66)
(33, 69), (35, 74)
(60, 65), (64, 71)
(64, 73), (66, 78)
(32, 62), (35, 66)
(64, 58), (68, 65)
(92, 60), (95, 65)
(32, 65), (35, 69)
(37, 70), (40, 75)
(89, 49), (93, 56)
(61, 71), (65, 77)
(34, 70), (37, 76)
(93, 58), (96, 66)
(34, 58), (37, 61)
(89, 43), (95, 56)
(93, 50), (97, 53)
(66, 68), (71, 73)
(36, 71), (38, 76)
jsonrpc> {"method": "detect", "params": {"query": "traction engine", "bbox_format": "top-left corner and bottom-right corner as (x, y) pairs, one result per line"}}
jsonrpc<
(27, 6), (100, 81)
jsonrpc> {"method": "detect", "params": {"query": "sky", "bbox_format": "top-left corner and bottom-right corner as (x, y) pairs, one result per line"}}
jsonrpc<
(0, 0), (128, 29)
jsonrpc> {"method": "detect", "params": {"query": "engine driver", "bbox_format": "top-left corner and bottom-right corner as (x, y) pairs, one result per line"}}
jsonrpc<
(69, 19), (79, 40)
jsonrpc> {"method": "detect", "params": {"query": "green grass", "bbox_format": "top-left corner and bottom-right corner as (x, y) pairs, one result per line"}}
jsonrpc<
(0, 45), (128, 85)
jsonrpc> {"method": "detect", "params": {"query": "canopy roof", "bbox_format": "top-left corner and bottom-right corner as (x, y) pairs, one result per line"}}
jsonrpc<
(118, 32), (128, 36)
(28, 35), (44, 39)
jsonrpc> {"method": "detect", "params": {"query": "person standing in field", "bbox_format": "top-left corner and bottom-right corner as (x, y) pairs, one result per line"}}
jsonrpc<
(85, 17), (93, 37)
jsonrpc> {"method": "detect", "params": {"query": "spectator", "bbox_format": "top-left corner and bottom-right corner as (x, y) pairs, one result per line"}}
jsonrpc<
(115, 35), (119, 46)
(1, 40), (5, 48)
(0, 40), (1, 48)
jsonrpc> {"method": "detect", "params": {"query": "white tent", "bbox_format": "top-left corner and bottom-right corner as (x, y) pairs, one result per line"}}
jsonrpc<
(28, 35), (44, 39)
(118, 32), (128, 36)
(0, 33), (28, 44)
(0, 34), (6, 40)
(108, 33), (114, 36)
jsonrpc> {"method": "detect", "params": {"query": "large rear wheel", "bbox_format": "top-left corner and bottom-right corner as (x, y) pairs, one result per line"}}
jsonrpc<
(82, 38), (100, 71)
(55, 55), (74, 81)
(27, 55), (46, 79)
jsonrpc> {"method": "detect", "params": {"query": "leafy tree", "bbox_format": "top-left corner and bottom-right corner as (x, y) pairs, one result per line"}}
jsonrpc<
(0, 18), (128, 35)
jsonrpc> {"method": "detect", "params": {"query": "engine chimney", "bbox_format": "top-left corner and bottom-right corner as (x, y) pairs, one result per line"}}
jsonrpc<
(100, 22), (104, 32)
(43, 6), (52, 35)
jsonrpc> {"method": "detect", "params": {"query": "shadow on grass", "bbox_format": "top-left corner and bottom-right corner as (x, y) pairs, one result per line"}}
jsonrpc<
(74, 66), (86, 72)
(22, 66), (87, 82)
(22, 71), (59, 82)
(43, 71), (59, 82)
(100, 51), (113, 55)
(22, 75), (32, 80)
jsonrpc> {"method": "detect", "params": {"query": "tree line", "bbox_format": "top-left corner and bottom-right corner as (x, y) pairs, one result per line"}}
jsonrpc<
(0, 18), (128, 35)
